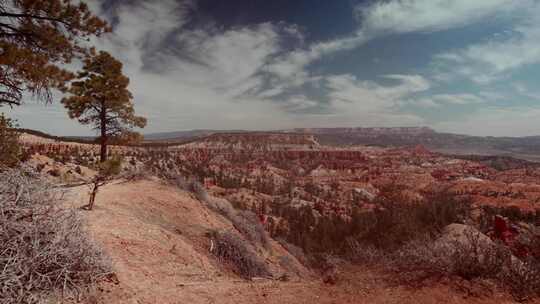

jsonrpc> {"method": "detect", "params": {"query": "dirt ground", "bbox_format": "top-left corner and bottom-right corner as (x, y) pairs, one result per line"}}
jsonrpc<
(65, 180), (536, 304)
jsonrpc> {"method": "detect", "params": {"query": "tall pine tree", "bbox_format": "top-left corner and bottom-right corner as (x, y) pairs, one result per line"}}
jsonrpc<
(62, 51), (146, 162)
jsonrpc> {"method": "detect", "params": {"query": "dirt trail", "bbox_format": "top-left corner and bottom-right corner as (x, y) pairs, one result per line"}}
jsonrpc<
(66, 180), (533, 304)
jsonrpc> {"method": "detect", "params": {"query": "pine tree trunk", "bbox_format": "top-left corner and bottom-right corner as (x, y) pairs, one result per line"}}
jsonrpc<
(99, 105), (107, 162)
(100, 139), (107, 162)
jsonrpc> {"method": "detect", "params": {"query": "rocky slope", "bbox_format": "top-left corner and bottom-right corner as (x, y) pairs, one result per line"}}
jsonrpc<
(61, 178), (530, 304)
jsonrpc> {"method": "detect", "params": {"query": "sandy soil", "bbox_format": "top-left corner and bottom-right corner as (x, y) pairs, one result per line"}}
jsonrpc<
(64, 180), (536, 304)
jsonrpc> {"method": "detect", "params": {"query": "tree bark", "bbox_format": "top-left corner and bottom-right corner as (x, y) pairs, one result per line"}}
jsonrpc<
(83, 176), (103, 211)
(87, 180), (99, 210)
(99, 103), (107, 162)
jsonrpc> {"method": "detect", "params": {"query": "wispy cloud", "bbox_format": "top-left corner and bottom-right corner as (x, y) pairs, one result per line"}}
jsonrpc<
(84, 0), (302, 132)
(356, 0), (523, 34)
(9, 0), (540, 136)
(432, 2), (540, 84)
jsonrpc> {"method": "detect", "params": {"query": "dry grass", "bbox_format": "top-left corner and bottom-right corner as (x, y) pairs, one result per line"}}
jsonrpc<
(0, 168), (111, 304)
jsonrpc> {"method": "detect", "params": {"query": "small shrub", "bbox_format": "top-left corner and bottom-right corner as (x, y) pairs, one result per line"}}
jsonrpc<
(231, 210), (270, 249)
(0, 113), (21, 167)
(0, 168), (111, 303)
(171, 175), (271, 249)
(98, 155), (123, 176)
(209, 231), (270, 279)
(277, 238), (308, 266)
(278, 255), (299, 278)
(167, 174), (211, 203)
(121, 166), (150, 182)
(344, 236), (386, 265)
(393, 227), (540, 300)
(449, 230), (510, 280)
(500, 257), (540, 301)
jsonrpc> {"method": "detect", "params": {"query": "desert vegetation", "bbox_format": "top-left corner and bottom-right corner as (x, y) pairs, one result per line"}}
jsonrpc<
(0, 168), (111, 303)
(14, 131), (540, 298)
(0, 1), (141, 301)
(0, 114), (20, 167)
(208, 230), (271, 279)
(3, 0), (539, 303)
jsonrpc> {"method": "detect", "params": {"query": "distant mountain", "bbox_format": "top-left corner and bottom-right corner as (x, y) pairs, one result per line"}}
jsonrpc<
(143, 129), (244, 142)
(183, 132), (319, 150)
(287, 127), (436, 136)
(20, 127), (540, 162)
(289, 127), (540, 162)
(146, 127), (540, 162)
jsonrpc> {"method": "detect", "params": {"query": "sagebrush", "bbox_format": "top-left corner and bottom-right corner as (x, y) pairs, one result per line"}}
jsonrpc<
(0, 168), (111, 303)
(209, 231), (270, 279)
(393, 227), (540, 300)
(172, 175), (270, 249)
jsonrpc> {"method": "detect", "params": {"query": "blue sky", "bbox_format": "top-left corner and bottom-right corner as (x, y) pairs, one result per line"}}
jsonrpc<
(7, 0), (540, 136)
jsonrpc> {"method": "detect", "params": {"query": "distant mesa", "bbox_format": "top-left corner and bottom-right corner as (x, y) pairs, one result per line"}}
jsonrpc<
(16, 126), (540, 162)
(184, 132), (320, 150)
(289, 126), (436, 136)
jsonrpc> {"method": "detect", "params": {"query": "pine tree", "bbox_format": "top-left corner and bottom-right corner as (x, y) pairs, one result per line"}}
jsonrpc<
(61, 51), (146, 162)
(0, 0), (109, 107)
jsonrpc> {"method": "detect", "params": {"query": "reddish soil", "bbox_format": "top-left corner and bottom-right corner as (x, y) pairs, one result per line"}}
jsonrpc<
(64, 180), (534, 304)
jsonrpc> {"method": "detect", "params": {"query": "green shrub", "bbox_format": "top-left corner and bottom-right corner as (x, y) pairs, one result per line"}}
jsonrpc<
(0, 113), (21, 167)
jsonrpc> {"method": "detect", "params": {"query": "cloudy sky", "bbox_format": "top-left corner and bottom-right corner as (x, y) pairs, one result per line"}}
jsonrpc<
(7, 0), (540, 136)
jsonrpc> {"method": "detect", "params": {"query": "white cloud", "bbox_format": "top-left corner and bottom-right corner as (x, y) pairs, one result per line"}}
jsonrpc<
(406, 93), (485, 108)
(433, 3), (540, 83)
(357, 0), (524, 35)
(11, 0), (540, 136)
(263, 33), (369, 84)
(281, 95), (320, 112)
(263, 0), (526, 94)
(95, 0), (193, 71)
(513, 83), (540, 100)
(325, 74), (430, 115)
(430, 94), (484, 105)
(169, 23), (283, 91)
(84, 1), (301, 133)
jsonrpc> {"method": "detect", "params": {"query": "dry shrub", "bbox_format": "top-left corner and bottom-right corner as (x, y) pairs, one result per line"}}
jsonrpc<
(344, 237), (386, 265)
(211, 201), (270, 249)
(500, 257), (540, 301)
(0, 168), (111, 304)
(173, 176), (270, 249)
(209, 231), (270, 279)
(121, 165), (151, 182)
(232, 210), (270, 249)
(393, 228), (540, 300)
(277, 238), (308, 266)
(277, 255), (301, 279)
